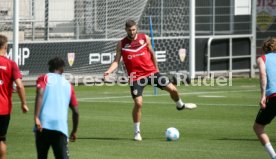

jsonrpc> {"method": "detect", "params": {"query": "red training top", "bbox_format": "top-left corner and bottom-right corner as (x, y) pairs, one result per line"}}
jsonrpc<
(121, 33), (157, 81)
(0, 56), (22, 115)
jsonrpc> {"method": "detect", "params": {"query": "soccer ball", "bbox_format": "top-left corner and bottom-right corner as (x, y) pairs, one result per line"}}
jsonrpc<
(165, 127), (180, 141)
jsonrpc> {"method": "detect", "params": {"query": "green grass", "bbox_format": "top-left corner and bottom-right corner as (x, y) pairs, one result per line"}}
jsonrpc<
(7, 78), (276, 159)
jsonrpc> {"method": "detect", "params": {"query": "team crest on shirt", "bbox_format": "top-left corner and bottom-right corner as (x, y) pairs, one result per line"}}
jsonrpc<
(139, 40), (145, 45)
(0, 80), (3, 85)
(133, 89), (138, 95)
(67, 53), (75, 67)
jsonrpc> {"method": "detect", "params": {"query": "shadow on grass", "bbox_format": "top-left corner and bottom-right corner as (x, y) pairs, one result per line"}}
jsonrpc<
(78, 137), (132, 141)
(214, 138), (259, 142)
(77, 137), (165, 141)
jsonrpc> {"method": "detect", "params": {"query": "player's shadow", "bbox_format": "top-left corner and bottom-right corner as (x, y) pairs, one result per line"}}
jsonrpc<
(77, 137), (132, 141)
(214, 138), (260, 142)
(77, 137), (164, 141)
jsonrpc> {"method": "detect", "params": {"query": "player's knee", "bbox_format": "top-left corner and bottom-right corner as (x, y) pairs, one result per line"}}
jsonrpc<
(253, 123), (264, 134)
(134, 101), (143, 109)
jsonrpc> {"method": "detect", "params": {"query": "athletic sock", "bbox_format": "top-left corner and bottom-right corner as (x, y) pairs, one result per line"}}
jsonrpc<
(176, 99), (184, 108)
(264, 143), (276, 158)
(134, 122), (140, 133)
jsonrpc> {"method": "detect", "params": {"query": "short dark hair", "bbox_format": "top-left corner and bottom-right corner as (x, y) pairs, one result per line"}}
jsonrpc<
(0, 34), (8, 49)
(262, 37), (276, 53)
(125, 19), (137, 28)
(48, 57), (65, 72)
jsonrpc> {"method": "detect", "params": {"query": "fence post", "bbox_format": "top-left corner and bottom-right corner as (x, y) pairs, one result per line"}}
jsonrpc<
(160, 0), (163, 37)
(251, 0), (256, 78)
(13, 0), (19, 64)
(189, 0), (196, 79)
(44, 0), (49, 40)
(105, 0), (108, 39)
(31, 0), (35, 40)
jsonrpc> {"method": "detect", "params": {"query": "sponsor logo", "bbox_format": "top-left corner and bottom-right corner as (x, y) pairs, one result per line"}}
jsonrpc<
(127, 52), (145, 60)
(67, 53), (75, 67)
(7, 47), (30, 66)
(89, 51), (166, 64)
(135, 52), (145, 57)
(89, 53), (116, 65)
(156, 51), (166, 62)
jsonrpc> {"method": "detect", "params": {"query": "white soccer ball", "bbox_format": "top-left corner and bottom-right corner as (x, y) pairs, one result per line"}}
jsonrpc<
(165, 127), (180, 141)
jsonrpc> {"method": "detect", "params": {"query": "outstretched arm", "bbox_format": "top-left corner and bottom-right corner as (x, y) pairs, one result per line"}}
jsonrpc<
(146, 35), (159, 72)
(104, 42), (122, 77)
(14, 79), (29, 113)
(258, 57), (267, 109)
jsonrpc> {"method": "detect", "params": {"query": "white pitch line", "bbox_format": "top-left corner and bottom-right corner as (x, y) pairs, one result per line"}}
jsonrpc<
(240, 85), (257, 88)
(198, 95), (226, 98)
(22, 88), (258, 100)
(79, 89), (258, 100)
(13, 100), (257, 107)
(77, 100), (258, 107)
(12, 89), (259, 107)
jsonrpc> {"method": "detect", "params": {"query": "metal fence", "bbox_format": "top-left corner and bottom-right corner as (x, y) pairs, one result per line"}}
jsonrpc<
(0, 0), (254, 40)
(0, 0), (256, 79)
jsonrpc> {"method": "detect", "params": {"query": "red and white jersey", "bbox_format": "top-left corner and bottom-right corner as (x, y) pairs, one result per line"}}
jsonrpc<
(121, 34), (157, 81)
(0, 56), (22, 115)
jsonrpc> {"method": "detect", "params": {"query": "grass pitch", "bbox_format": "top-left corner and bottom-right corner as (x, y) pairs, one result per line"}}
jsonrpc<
(7, 78), (275, 159)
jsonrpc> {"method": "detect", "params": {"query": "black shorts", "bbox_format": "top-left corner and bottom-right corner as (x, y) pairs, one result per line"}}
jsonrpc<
(130, 72), (170, 98)
(255, 97), (276, 125)
(0, 115), (10, 141)
(35, 129), (69, 159)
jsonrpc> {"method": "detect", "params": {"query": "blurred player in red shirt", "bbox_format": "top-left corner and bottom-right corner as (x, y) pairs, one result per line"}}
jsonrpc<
(104, 20), (196, 141)
(0, 34), (29, 159)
